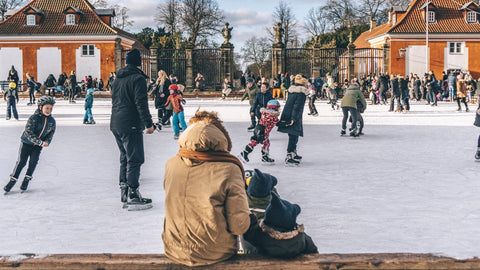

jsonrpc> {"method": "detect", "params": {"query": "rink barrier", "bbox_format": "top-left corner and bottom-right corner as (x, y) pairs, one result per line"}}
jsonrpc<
(1, 253), (480, 270)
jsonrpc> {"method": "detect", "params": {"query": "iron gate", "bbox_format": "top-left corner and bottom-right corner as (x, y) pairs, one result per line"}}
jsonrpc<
(157, 49), (187, 84)
(193, 49), (222, 90)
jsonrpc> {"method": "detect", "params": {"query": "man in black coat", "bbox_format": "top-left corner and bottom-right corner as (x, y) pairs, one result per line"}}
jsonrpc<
(110, 49), (154, 210)
(251, 82), (274, 120)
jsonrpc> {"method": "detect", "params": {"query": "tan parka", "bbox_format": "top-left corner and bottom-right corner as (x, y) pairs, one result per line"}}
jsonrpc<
(163, 112), (251, 267)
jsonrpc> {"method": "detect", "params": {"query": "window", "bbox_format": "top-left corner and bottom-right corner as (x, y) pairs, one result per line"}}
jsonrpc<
(392, 14), (397, 25)
(81, 45), (95, 56)
(427, 11), (435, 23)
(26, 14), (36, 26)
(66, 14), (76, 25)
(467, 11), (477, 23)
(449, 42), (463, 54)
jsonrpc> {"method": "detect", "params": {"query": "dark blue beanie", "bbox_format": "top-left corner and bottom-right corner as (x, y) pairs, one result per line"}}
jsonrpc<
(247, 169), (277, 197)
(126, 49), (142, 67)
(264, 192), (301, 232)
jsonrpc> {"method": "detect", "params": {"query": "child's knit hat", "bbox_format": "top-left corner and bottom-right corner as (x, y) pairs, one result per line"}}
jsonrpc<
(264, 192), (301, 232)
(247, 169), (277, 197)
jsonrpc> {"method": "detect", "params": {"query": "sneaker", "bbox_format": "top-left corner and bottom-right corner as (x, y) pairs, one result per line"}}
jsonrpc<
(20, 176), (32, 192)
(4, 177), (17, 193)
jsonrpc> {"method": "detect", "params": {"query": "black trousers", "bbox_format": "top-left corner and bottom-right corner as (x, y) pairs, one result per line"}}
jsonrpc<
(162, 109), (173, 125)
(12, 143), (42, 179)
(287, 133), (299, 153)
(29, 88), (35, 103)
(157, 107), (165, 123)
(308, 95), (317, 114)
(342, 107), (358, 131)
(112, 130), (145, 189)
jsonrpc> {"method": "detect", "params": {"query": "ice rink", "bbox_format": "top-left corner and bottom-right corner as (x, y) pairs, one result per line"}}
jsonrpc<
(1, 96), (480, 258)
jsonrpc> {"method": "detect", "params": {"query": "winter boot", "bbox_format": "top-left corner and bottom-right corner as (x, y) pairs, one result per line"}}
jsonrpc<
(240, 145), (253, 163)
(261, 149), (275, 164)
(4, 177), (17, 194)
(20, 175), (32, 192)
(125, 187), (152, 211)
(292, 150), (302, 161)
(120, 182), (128, 203)
(285, 153), (300, 166)
(475, 147), (480, 161)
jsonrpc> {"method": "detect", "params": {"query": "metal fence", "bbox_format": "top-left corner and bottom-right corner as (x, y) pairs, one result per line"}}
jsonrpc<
(353, 48), (384, 78)
(121, 49), (152, 78)
(193, 48), (222, 90)
(157, 49), (187, 84)
(285, 48), (313, 77)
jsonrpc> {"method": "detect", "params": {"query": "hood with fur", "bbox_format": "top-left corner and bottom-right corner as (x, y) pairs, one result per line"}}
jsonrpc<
(178, 110), (232, 152)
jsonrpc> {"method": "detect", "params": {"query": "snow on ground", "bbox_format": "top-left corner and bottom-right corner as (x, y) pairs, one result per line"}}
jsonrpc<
(1, 97), (480, 258)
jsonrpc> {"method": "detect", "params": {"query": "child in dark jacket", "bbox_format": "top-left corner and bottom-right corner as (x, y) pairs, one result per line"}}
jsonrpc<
(245, 169), (278, 220)
(83, 88), (95, 124)
(4, 96), (56, 194)
(4, 82), (19, 120)
(240, 99), (281, 164)
(244, 192), (318, 258)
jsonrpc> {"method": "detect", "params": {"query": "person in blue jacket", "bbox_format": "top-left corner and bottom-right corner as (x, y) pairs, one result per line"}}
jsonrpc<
(4, 96), (56, 194)
(83, 88), (95, 124)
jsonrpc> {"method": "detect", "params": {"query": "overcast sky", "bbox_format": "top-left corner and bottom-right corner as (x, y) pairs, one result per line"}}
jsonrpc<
(117, 0), (320, 49)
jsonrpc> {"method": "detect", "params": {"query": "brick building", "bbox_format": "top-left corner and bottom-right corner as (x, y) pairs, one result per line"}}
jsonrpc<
(354, 0), (480, 78)
(0, 0), (144, 86)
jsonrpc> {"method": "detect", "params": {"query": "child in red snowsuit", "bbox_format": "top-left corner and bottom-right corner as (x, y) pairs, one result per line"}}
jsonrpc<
(240, 99), (280, 164)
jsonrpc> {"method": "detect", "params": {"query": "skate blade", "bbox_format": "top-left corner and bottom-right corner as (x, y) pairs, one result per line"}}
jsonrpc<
(126, 203), (153, 211)
(284, 163), (300, 167)
(261, 162), (275, 166)
(20, 190), (26, 194)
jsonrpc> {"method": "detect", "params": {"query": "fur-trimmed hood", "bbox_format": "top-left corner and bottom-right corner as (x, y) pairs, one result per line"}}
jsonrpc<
(260, 107), (280, 116)
(260, 220), (304, 240)
(287, 85), (308, 95)
(178, 110), (232, 153)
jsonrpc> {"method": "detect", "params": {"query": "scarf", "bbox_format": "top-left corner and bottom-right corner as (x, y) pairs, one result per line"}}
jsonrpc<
(177, 148), (245, 180)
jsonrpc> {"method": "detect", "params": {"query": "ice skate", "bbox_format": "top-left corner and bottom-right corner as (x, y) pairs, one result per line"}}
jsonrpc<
(20, 176), (32, 193)
(173, 133), (179, 140)
(292, 150), (302, 161)
(239, 145), (253, 163)
(124, 187), (152, 211)
(261, 149), (275, 165)
(475, 148), (480, 161)
(285, 153), (300, 167)
(340, 129), (346, 136)
(153, 122), (162, 132)
(4, 177), (17, 194)
(247, 125), (255, 131)
(120, 183), (128, 203)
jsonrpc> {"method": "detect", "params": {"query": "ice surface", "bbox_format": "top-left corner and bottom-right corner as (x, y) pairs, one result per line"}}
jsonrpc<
(1, 97), (480, 258)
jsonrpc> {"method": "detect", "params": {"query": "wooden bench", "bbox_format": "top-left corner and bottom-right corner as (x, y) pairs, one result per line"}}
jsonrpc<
(1, 253), (479, 270)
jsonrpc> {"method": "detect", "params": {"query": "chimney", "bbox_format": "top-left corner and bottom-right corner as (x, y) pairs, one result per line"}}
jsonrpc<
(370, 19), (377, 31)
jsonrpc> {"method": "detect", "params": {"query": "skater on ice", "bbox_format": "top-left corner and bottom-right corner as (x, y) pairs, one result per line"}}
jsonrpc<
(110, 48), (154, 210)
(240, 99), (280, 164)
(3, 96), (56, 194)
(83, 88), (95, 124)
(340, 78), (367, 137)
(164, 84), (187, 140)
(277, 74), (308, 166)
(4, 82), (19, 120)
(241, 77), (259, 131)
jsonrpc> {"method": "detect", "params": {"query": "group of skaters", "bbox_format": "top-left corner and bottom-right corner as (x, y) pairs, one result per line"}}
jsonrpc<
(359, 69), (477, 112)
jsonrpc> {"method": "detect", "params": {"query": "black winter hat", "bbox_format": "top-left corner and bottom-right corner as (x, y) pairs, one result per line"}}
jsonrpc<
(247, 169), (277, 197)
(264, 192), (301, 232)
(126, 49), (142, 67)
(247, 77), (255, 84)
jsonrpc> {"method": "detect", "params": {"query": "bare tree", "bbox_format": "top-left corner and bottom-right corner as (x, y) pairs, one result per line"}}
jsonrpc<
(90, 0), (109, 8)
(0, 0), (25, 21)
(156, 0), (179, 34)
(376, 0), (410, 24)
(357, 0), (389, 23)
(112, 4), (134, 31)
(303, 7), (331, 37)
(177, 0), (224, 45)
(267, 0), (297, 47)
(321, 0), (359, 29)
(241, 36), (270, 78)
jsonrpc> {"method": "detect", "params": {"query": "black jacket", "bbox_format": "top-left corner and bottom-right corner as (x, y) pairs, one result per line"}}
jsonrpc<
(277, 85), (307, 137)
(110, 64), (153, 132)
(21, 109), (56, 146)
(251, 90), (273, 114)
(57, 74), (66, 87)
(153, 79), (171, 109)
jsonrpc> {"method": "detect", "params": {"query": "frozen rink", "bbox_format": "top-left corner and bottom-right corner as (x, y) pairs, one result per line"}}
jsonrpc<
(1, 97), (480, 258)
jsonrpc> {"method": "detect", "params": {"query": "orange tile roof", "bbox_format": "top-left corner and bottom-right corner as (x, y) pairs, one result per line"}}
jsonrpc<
(354, 23), (392, 48)
(0, 0), (124, 36)
(390, 0), (480, 33)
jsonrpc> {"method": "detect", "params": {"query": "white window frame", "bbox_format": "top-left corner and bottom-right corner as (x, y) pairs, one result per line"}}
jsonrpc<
(427, 10), (436, 23)
(467, 11), (477, 23)
(26, 14), (36, 26)
(65, 14), (76, 25)
(392, 14), (397, 25)
(81, 44), (95, 57)
(448, 42), (464, 55)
